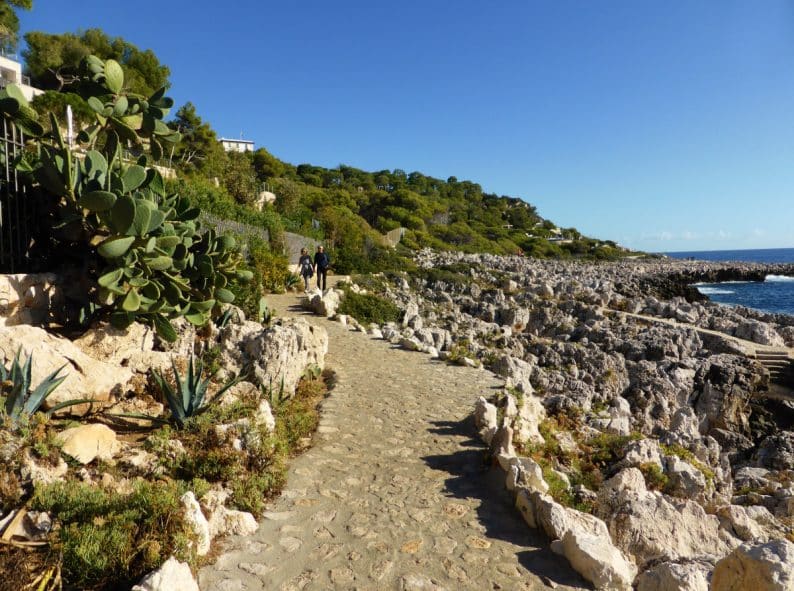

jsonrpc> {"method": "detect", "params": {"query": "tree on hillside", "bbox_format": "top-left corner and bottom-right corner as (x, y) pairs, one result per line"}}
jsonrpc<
(23, 28), (169, 94)
(252, 147), (286, 180)
(168, 102), (226, 177)
(0, 0), (31, 54)
(222, 151), (258, 206)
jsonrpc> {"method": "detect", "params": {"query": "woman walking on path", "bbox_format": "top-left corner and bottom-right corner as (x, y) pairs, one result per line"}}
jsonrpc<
(298, 248), (314, 291)
(314, 245), (330, 291)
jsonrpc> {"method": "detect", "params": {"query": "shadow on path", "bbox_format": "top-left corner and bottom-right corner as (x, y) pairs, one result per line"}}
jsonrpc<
(422, 418), (589, 589)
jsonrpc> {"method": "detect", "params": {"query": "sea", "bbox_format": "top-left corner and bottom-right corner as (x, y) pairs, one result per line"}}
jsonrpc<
(666, 248), (794, 316)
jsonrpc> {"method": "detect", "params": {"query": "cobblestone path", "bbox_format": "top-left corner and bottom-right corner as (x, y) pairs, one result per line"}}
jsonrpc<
(199, 293), (584, 591)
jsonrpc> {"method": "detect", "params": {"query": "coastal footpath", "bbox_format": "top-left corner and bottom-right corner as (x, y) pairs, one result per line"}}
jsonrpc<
(279, 252), (794, 590)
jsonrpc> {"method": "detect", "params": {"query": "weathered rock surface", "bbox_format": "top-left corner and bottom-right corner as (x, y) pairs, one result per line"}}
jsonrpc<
(0, 273), (61, 327)
(0, 325), (131, 410)
(712, 539), (794, 591)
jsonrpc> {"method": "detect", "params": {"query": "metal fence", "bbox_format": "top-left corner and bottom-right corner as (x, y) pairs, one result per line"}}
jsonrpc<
(0, 117), (32, 273)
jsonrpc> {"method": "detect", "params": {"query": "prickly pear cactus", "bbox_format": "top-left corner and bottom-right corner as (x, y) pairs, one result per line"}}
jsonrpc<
(10, 56), (249, 340)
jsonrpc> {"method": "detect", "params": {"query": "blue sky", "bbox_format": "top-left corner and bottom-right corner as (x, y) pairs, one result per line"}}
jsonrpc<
(18, 1), (794, 252)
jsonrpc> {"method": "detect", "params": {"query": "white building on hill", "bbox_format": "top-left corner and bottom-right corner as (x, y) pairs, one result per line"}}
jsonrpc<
(0, 55), (42, 102)
(220, 137), (255, 153)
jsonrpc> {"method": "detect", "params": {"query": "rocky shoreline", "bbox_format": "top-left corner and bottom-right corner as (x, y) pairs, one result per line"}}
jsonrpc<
(317, 251), (794, 590)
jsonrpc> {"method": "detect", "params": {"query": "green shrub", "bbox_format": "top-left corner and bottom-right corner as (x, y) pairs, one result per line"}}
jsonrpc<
(639, 462), (669, 491)
(31, 479), (195, 589)
(337, 289), (402, 325)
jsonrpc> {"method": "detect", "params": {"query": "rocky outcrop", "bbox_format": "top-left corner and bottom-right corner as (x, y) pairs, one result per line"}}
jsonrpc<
(712, 540), (794, 591)
(596, 469), (738, 566)
(0, 273), (61, 327)
(0, 324), (131, 411)
(220, 317), (328, 396)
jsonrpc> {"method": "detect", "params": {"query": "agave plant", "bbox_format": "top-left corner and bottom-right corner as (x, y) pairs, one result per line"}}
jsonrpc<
(0, 348), (75, 425)
(152, 355), (241, 429)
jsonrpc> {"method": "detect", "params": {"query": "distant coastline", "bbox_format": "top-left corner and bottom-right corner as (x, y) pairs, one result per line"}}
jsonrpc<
(666, 247), (794, 264)
(664, 248), (794, 315)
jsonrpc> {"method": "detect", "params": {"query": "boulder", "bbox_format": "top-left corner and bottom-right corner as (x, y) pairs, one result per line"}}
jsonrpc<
(0, 325), (131, 411)
(532, 492), (610, 541)
(223, 318), (328, 398)
(56, 424), (120, 464)
(180, 492), (210, 556)
(712, 540), (794, 591)
(717, 505), (785, 543)
(132, 556), (199, 591)
(208, 506), (258, 538)
(635, 559), (711, 591)
(551, 529), (637, 591)
(473, 397), (498, 444)
(512, 394), (545, 446)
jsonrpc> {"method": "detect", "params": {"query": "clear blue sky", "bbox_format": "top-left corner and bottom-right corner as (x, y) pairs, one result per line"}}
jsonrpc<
(18, 1), (794, 252)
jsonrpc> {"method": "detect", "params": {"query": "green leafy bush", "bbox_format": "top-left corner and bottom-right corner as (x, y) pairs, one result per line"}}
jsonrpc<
(337, 289), (402, 325)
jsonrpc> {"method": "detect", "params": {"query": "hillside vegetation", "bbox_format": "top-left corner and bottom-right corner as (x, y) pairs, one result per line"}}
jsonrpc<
(21, 27), (635, 279)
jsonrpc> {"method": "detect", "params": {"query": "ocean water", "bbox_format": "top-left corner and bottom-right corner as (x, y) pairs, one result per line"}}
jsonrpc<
(666, 248), (794, 316)
(667, 247), (794, 264)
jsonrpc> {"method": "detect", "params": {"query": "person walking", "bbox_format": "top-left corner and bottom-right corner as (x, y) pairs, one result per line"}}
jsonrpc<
(298, 247), (313, 291)
(314, 245), (330, 291)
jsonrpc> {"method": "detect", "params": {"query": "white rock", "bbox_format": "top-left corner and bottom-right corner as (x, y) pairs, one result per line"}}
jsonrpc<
(74, 322), (154, 366)
(516, 488), (538, 528)
(553, 528), (637, 591)
(56, 424), (120, 464)
(597, 468), (738, 566)
(473, 397), (498, 444)
(532, 492), (610, 541)
(254, 399), (276, 433)
(712, 539), (794, 591)
(513, 394), (545, 445)
(0, 325), (131, 411)
(208, 507), (258, 538)
(717, 504), (784, 543)
(132, 556), (199, 591)
(636, 560), (711, 591)
(241, 318), (328, 397)
(180, 492), (211, 556)
(510, 456), (549, 494)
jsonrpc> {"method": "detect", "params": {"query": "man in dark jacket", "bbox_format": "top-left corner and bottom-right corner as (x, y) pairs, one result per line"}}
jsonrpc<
(314, 245), (330, 291)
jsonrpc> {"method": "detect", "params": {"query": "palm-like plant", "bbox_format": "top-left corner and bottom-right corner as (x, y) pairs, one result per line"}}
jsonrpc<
(0, 348), (71, 425)
(153, 355), (241, 428)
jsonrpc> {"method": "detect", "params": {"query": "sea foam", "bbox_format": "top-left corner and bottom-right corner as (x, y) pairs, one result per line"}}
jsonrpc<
(696, 287), (735, 295)
(765, 274), (794, 283)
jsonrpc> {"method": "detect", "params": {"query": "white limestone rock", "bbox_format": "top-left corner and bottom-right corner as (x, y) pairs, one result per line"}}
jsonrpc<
(532, 492), (610, 541)
(473, 397), (498, 444)
(512, 394), (545, 445)
(597, 468), (739, 566)
(208, 506), (258, 538)
(56, 424), (120, 464)
(180, 492), (211, 556)
(132, 556), (199, 591)
(635, 560), (711, 591)
(552, 528), (637, 591)
(0, 273), (61, 327)
(712, 539), (794, 591)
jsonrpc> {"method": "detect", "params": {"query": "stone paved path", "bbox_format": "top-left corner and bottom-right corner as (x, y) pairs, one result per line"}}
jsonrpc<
(198, 291), (585, 591)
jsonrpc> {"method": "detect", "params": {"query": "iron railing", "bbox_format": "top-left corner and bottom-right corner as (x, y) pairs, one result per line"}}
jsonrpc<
(0, 116), (32, 273)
